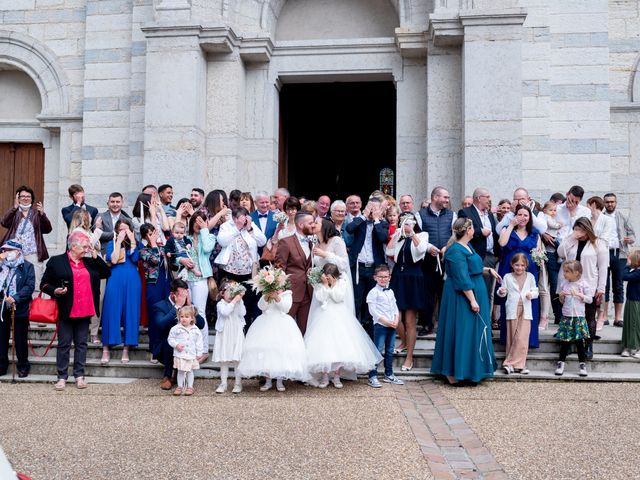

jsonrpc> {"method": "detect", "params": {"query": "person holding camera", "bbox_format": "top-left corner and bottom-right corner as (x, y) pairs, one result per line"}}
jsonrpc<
(346, 197), (390, 337)
(0, 241), (35, 378)
(41, 231), (110, 390)
(387, 212), (430, 371)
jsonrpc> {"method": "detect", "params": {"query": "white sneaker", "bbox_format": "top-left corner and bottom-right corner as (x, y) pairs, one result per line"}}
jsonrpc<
(632, 351), (640, 360)
(621, 349), (630, 357)
(555, 361), (565, 376)
(260, 380), (273, 392)
(215, 383), (227, 394)
(332, 375), (343, 389)
(579, 363), (588, 377)
(232, 382), (242, 394)
(318, 373), (329, 389)
(368, 377), (382, 388)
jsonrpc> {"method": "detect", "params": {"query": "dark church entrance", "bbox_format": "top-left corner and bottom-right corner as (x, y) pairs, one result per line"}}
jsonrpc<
(279, 81), (396, 202)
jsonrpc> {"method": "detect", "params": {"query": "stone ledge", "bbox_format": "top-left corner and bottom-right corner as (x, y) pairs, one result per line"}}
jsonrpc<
(395, 27), (428, 58)
(141, 24), (274, 62)
(610, 102), (640, 112)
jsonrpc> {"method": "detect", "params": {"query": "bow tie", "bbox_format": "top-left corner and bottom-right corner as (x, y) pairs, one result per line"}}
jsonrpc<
(383, 287), (391, 291)
(258, 214), (268, 218)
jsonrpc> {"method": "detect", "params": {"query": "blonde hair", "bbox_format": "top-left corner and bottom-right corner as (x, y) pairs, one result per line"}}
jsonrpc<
(446, 218), (473, 249)
(511, 253), (529, 269)
(562, 260), (583, 277)
(177, 305), (197, 325)
(69, 209), (92, 231)
(628, 250), (640, 269)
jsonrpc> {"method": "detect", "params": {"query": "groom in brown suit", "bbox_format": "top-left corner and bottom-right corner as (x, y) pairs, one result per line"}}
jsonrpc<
(275, 212), (316, 335)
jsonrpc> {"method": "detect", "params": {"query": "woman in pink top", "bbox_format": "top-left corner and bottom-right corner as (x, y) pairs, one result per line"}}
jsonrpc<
(41, 231), (110, 390)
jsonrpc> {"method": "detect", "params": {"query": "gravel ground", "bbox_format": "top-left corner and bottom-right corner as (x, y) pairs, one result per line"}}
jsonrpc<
(441, 381), (640, 480)
(0, 379), (431, 480)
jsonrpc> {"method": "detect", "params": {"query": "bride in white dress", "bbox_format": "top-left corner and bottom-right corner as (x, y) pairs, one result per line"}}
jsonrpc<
(310, 218), (355, 316)
(304, 263), (382, 388)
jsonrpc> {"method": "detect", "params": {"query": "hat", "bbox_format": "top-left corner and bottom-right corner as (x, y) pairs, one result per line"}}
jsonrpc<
(0, 240), (23, 251)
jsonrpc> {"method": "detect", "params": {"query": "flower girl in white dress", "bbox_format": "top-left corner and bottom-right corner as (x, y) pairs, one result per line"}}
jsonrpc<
(213, 279), (246, 394)
(305, 263), (382, 388)
(237, 267), (308, 391)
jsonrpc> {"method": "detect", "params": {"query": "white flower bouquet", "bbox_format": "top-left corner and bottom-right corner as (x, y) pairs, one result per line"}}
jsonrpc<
(245, 265), (291, 299)
(306, 266), (324, 285)
(530, 248), (548, 267)
(273, 212), (289, 224)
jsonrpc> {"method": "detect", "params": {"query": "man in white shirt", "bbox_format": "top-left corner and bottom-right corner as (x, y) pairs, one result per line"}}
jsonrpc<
(603, 193), (636, 327)
(495, 187), (548, 235)
(554, 185), (591, 244)
(96, 192), (130, 255)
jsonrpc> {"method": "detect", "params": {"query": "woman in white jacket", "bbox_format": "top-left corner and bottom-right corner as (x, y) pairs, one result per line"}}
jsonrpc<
(497, 253), (539, 374)
(167, 306), (205, 396)
(388, 213), (429, 371)
(214, 208), (266, 329)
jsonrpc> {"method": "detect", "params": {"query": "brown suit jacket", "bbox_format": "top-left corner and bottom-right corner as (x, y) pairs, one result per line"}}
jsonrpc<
(275, 235), (312, 303)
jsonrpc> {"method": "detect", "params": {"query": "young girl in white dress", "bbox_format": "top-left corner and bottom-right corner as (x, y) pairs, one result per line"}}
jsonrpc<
(305, 263), (382, 388)
(237, 288), (308, 392)
(167, 306), (204, 396)
(213, 279), (246, 394)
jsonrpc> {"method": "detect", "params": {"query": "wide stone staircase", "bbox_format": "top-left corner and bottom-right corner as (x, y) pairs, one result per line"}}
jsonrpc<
(2, 322), (639, 384)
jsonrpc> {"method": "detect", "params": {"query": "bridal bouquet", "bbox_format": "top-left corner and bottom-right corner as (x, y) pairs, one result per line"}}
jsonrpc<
(246, 265), (291, 297)
(273, 212), (289, 224)
(530, 248), (547, 267)
(306, 266), (323, 285)
(228, 283), (246, 297)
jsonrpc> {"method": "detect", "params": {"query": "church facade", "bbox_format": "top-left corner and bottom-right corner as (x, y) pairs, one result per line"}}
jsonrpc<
(0, 0), (639, 250)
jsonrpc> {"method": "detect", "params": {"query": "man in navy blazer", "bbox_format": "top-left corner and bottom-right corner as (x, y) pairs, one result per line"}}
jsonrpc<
(250, 191), (278, 254)
(458, 188), (500, 305)
(152, 279), (205, 390)
(61, 184), (98, 229)
(346, 197), (389, 336)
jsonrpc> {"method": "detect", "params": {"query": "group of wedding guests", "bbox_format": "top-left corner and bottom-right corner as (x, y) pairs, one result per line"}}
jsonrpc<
(0, 182), (638, 391)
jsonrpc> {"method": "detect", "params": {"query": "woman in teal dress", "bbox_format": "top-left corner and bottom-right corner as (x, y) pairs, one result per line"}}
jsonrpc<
(431, 218), (500, 385)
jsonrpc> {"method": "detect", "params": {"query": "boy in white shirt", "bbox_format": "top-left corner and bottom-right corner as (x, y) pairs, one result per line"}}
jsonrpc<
(366, 265), (404, 387)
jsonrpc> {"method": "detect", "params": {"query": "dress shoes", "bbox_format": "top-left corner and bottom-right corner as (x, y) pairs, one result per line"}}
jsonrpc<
(160, 376), (172, 390)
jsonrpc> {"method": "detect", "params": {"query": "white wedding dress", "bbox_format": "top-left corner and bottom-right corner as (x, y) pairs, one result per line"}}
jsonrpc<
(310, 236), (354, 319)
(305, 277), (382, 374)
(237, 291), (309, 381)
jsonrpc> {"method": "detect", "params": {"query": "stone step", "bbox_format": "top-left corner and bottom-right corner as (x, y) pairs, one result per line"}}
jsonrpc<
(392, 351), (640, 373)
(394, 368), (640, 382)
(0, 373), (139, 385)
(24, 340), (215, 360)
(408, 337), (622, 354)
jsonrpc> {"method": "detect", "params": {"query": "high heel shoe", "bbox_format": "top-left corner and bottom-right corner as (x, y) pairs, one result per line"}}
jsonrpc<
(121, 348), (130, 364)
(401, 363), (413, 372)
(100, 350), (110, 365)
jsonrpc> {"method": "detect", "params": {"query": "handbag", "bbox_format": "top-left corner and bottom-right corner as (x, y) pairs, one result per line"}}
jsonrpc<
(260, 239), (277, 263)
(28, 291), (59, 324)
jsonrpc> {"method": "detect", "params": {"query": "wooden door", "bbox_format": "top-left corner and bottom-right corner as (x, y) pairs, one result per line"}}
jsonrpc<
(0, 143), (45, 233)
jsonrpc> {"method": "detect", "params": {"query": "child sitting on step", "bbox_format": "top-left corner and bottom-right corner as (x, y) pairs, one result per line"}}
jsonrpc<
(168, 305), (205, 396)
(554, 261), (591, 377)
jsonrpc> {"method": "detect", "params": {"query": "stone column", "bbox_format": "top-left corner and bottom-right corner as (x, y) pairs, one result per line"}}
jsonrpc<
(143, 29), (207, 197)
(460, 9), (527, 200)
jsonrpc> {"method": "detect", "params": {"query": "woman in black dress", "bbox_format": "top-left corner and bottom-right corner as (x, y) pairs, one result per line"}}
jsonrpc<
(388, 212), (430, 371)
